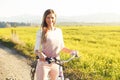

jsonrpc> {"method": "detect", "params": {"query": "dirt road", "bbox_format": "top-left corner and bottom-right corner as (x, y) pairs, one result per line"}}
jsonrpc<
(0, 43), (32, 80)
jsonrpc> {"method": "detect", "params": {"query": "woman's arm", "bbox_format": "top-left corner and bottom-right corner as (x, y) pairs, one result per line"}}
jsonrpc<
(62, 47), (73, 54)
(34, 30), (41, 52)
(35, 50), (47, 58)
(34, 30), (47, 58)
(62, 47), (78, 56)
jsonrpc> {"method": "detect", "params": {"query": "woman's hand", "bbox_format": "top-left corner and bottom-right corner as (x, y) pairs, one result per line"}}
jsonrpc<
(71, 50), (79, 57)
(35, 50), (47, 59)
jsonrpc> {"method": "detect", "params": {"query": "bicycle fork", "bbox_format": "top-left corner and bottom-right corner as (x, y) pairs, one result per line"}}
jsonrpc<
(57, 66), (64, 80)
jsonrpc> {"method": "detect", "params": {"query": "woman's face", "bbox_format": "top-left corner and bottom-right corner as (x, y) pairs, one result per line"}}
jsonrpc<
(45, 13), (56, 27)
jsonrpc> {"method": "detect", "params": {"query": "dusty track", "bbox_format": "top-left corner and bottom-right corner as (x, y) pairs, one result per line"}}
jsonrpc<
(0, 43), (31, 80)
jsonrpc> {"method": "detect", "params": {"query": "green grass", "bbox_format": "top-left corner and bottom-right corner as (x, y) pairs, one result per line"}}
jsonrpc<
(0, 26), (120, 80)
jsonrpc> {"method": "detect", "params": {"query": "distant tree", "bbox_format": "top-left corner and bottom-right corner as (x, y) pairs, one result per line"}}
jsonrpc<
(0, 22), (6, 27)
(0, 21), (31, 28)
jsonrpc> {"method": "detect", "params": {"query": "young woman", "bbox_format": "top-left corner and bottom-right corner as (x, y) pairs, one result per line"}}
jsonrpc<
(34, 9), (77, 80)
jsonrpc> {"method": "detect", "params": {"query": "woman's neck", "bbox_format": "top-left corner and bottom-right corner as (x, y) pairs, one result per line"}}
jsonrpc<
(48, 26), (55, 30)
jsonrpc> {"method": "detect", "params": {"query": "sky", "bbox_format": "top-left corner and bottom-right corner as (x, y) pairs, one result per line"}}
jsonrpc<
(0, 0), (120, 17)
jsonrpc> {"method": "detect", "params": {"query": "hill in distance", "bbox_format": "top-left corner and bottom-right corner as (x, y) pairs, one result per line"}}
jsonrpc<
(0, 13), (120, 25)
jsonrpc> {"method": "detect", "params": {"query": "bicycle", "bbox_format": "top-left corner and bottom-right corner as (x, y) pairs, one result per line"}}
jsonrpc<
(30, 52), (79, 80)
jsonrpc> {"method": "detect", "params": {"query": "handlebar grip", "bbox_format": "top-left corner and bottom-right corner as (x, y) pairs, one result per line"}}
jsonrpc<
(36, 56), (39, 59)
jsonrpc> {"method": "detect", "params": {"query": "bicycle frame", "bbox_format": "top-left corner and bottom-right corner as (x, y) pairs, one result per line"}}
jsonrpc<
(55, 55), (79, 80)
(30, 54), (79, 80)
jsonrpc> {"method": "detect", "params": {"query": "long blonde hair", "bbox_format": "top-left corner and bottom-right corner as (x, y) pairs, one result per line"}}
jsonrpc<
(41, 9), (56, 43)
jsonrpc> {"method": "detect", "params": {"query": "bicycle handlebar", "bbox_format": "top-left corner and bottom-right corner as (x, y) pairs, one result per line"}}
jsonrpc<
(35, 50), (80, 66)
(50, 55), (80, 66)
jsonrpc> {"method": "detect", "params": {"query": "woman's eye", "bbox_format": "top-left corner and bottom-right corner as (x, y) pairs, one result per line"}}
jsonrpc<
(51, 17), (54, 19)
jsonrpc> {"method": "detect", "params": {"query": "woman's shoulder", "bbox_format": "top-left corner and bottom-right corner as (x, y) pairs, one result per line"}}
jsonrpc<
(36, 30), (42, 36)
(37, 29), (42, 33)
(55, 27), (62, 31)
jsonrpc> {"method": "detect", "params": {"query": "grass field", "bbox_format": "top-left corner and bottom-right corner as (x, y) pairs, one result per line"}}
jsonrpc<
(0, 26), (120, 80)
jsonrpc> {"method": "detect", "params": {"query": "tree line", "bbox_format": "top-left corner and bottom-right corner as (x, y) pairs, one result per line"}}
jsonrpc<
(0, 22), (31, 28)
